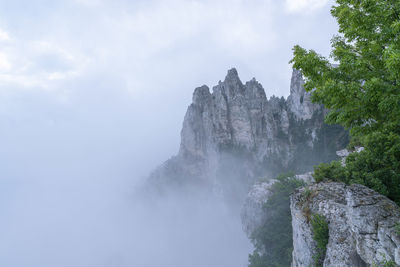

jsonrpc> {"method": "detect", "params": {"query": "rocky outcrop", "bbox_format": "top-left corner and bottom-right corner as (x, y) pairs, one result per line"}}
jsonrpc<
(291, 182), (400, 266)
(149, 68), (348, 202)
(241, 172), (314, 237)
(241, 179), (277, 237)
(287, 68), (318, 120)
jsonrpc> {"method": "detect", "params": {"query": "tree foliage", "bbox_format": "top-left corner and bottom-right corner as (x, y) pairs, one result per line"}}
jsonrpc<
(291, 0), (400, 204)
(313, 131), (400, 204)
(291, 0), (400, 136)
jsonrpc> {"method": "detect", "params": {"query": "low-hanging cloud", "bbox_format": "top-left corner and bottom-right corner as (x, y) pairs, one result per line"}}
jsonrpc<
(0, 1), (338, 266)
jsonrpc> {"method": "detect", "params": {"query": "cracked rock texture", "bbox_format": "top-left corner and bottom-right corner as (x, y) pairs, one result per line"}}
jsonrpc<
(291, 182), (400, 267)
(149, 68), (348, 203)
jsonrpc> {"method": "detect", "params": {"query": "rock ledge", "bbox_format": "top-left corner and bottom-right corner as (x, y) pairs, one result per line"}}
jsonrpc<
(291, 182), (400, 267)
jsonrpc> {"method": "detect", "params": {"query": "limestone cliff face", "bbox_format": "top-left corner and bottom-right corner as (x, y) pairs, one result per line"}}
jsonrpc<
(149, 68), (348, 200)
(291, 182), (400, 267)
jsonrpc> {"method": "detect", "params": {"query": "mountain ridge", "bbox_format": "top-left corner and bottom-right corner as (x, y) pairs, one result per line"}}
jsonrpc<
(148, 68), (348, 202)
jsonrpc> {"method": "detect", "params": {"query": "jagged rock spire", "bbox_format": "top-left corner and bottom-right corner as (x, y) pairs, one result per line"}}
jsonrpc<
(149, 68), (348, 199)
(287, 69), (317, 120)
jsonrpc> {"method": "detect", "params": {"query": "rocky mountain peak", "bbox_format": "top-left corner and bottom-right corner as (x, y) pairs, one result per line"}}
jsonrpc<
(290, 69), (305, 95)
(192, 85), (211, 107)
(149, 68), (348, 200)
(244, 78), (266, 102)
(287, 69), (317, 120)
(215, 68), (245, 100)
(224, 68), (241, 85)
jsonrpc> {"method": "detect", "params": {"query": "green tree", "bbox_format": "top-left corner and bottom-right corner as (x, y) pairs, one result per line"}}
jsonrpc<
(291, 0), (400, 136)
(291, 0), (400, 204)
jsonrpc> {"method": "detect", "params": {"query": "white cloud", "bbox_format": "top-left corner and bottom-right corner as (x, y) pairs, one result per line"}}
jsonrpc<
(285, 0), (330, 14)
(0, 0), (336, 98)
(0, 52), (12, 71)
(0, 28), (11, 42)
(0, 0), (336, 95)
(5, 1), (263, 91)
(0, 2), (340, 266)
(110, 0), (276, 56)
(0, 37), (89, 90)
(73, 0), (102, 7)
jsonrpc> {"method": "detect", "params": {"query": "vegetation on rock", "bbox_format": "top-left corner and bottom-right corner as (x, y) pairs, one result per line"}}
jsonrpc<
(395, 222), (400, 236)
(311, 214), (329, 267)
(291, 0), (400, 205)
(313, 161), (346, 183)
(372, 257), (397, 267)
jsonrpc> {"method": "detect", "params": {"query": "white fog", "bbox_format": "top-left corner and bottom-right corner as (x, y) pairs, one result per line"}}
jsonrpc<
(0, 0), (337, 266)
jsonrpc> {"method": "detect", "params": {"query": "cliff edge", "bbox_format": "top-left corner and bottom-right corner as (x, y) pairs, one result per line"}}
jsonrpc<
(291, 182), (400, 266)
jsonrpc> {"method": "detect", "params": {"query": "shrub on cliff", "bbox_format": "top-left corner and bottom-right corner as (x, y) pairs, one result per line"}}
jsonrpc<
(313, 131), (400, 205)
(311, 214), (329, 267)
(313, 161), (346, 183)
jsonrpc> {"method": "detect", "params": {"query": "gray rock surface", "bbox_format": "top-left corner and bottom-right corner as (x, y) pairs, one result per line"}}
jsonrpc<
(241, 180), (277, 237)
(149, 68), (348, 202)
(287, 69), (318, 120)
(241, 172), (314, 237)
(336, 146), (365, 166)
(291, 182), (400, 267)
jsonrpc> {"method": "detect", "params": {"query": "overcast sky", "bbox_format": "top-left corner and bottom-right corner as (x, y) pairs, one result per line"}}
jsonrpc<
(0, 1), (340, 266)
(0, 0), (338, 174)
